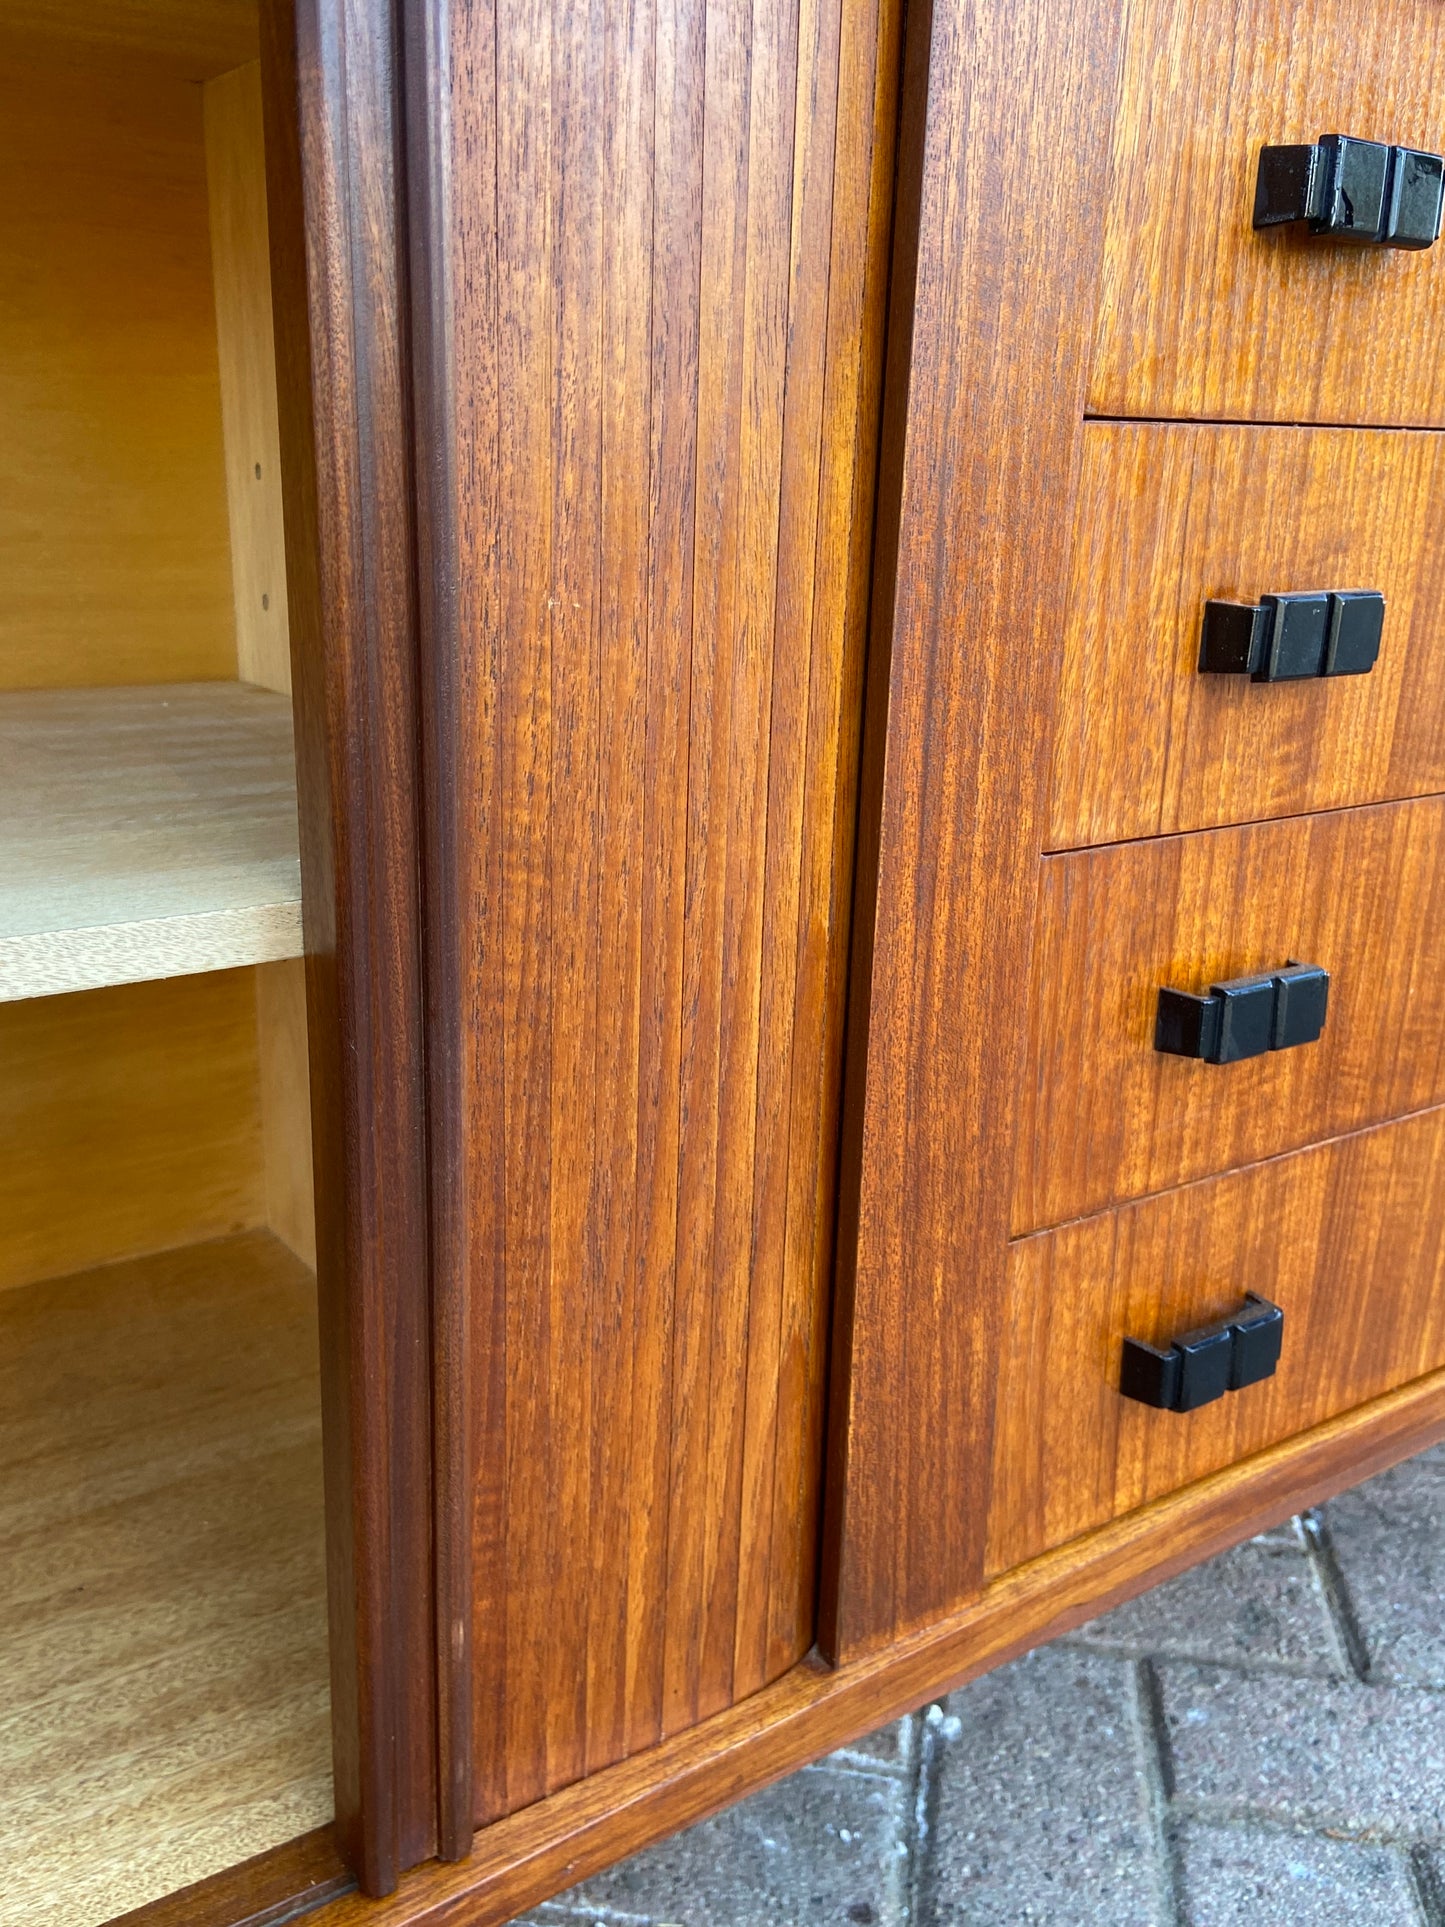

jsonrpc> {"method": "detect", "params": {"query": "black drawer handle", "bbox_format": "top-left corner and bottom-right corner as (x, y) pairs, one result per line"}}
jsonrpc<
(1155, 962), (1329, 1064)
(1199, 591), (1384, 682)
(1121, 1295), (1285, 1413)
(1254, 135), (1444, 249)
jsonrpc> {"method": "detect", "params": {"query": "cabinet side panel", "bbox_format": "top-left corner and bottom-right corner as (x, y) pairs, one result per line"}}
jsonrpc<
(262, 0), (436, 1888)
(442, 0), (898, 1818)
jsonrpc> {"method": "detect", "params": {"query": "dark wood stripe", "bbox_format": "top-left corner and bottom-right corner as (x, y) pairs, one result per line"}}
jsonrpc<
(110, 1828), (353, 1927)
(400, 0), (474, 1866)
(263, 0), (437, 1888)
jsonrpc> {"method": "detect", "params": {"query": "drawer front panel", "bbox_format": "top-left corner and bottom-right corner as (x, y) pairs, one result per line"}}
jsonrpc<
(989, 1107), (1445, 1576)
(1014, 798), (1445, 1233)
(1050, 424), (1445, 849)
(1091, 0), (1445, 425)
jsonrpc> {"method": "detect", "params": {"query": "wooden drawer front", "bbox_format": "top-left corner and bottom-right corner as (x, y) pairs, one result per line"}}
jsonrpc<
(1050, 424), (1445, 849)
(1090, 0), (1445, 425)
(989, 1106), (1445, 1576)
(1014, 798), (1445, 1234)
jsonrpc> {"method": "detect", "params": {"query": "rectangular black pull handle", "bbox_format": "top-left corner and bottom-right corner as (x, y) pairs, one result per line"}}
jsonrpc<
(1155, 962), (1329, 1064)
(1199, 592), (1384, 682)
(1121, 1294), (1285, 1413)
(1255, 135), (1443, 249)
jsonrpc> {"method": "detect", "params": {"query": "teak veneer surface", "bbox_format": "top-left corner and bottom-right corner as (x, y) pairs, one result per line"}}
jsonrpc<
(821, 0), (1128, 1660)
(1016, 797), (1445, 1233)
(1050, 424), (1445, 847)
(265, 0), (447, 1878)
(431, 0), (898, 1819)
(991, 1107), (1445, 1575)
(297, 1374), (1445, 1927)
(0, 1233), (330, 1927)
(1091, 0), (1445, 426)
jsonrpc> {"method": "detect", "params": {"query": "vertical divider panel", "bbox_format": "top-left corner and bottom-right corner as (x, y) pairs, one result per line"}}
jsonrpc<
(821, 0), (1127, 1660)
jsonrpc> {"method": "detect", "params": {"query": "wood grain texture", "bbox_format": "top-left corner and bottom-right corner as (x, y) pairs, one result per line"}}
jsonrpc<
(207, 59), (294, 698)
(1091, 0), (1445, 425)
(820, 0), (1128, 1662)
(0, 1233), (330, 1927)
(293, 1369), (1445, 1927)
(1016, 797), (1445, 1233)
(257, 957), (318, 1269)
(0, 971), (266, 1292)
(0, 685), (302, 1001)
(206, 65), (318, 1302)
(401, 0), (470, 1860)
(437, 0), (898, 1820)
(112, 1828), (351, 1927)
(0, 33), (237, 689)
(112, 1829), (352, 1927)
(263, 0), (436, 1886)
(1, 1), (258, 80)
(1050, 424), (1445, 848)
(991, 1107), (1445, 1575)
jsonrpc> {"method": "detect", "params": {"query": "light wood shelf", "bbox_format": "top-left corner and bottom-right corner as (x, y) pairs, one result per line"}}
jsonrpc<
(0, 682), (303, 1003)
(0, 1230), (332, 1927)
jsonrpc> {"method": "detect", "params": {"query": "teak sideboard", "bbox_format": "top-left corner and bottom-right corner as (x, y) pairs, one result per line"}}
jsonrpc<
(2, 0), (1442, 1921)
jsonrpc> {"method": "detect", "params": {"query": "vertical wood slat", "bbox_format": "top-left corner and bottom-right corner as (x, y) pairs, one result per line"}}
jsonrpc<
(444, 0), (509, 1837)
(589, 0), (654, 1774)
(820, 0), (1128, 1661)
(770, 0), (899, 1681)
(402, 0), (473, 1863)
(663, 0), (751, 1738)
(262, 0), (437, 1889)
(436, 0), (900, 1818)
(494, 0), (556, 1821)
(622, 0), (700, 1765)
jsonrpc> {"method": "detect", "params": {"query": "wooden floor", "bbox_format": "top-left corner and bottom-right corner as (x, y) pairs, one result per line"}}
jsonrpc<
(0, 1231), (332, 1926)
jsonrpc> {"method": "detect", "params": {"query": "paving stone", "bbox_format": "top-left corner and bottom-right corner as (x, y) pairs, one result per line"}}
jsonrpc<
(1175, 1821), (1421, 1926)
(525, 1761), (911, 1927)
(1322, 1454), (1445, 1686)
(825, 1714), (919, 1776)
(1413, 1844), (1445, 1917)
(518, 1448), (1445, 1926)
(1071, 1539), (1340, 1673)
(1159, 1664), (1445, 1840)
(1249, 1516), (1309, 1550)
(920, 1645), (1161, 1925)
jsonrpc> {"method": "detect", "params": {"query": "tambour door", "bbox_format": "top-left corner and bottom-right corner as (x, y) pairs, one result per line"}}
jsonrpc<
(409, 0), (899, 1839)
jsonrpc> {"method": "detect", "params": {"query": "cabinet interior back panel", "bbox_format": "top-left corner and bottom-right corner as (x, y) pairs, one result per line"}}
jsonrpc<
(0, 33), (238, 690)
(445, 0), (895, 1818)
